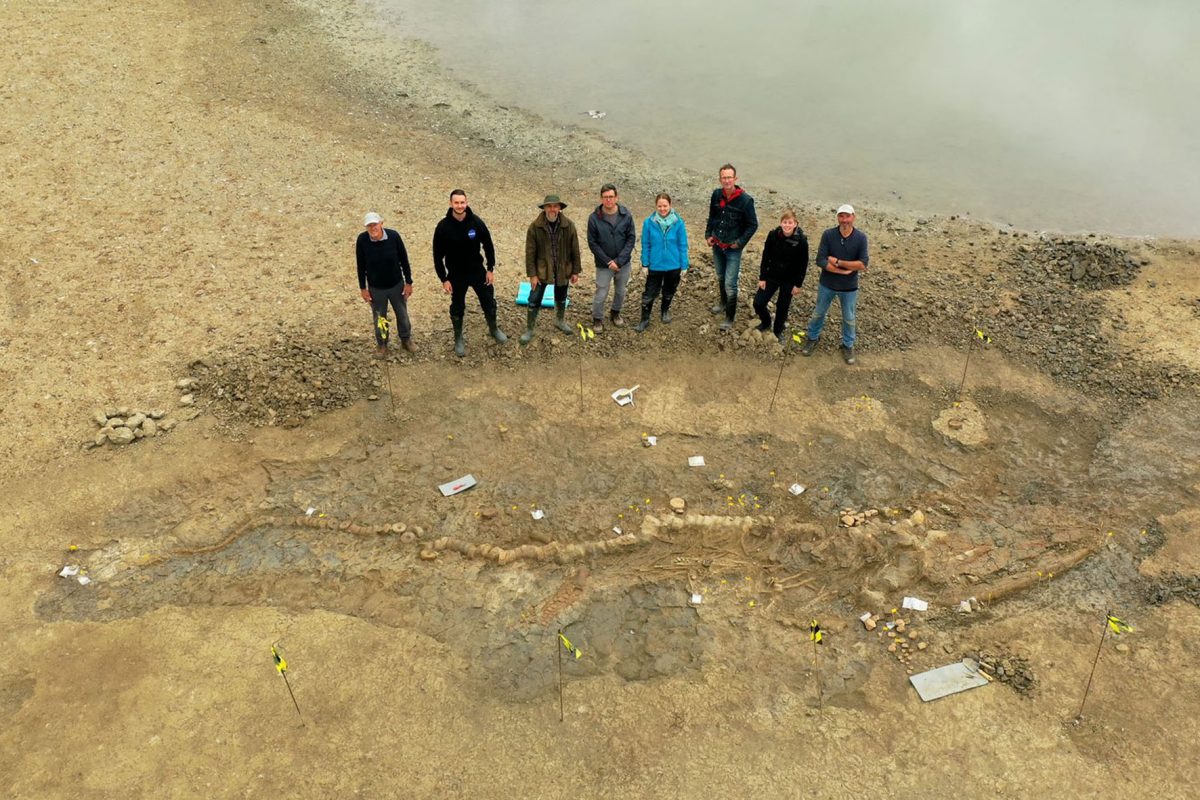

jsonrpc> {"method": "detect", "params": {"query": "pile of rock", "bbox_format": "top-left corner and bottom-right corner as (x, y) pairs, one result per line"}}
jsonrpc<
(966, 650), (1037, 693)
(191, 334), (384, 427)
(839, 507), (880, 527)
(87, 406), (175, 449)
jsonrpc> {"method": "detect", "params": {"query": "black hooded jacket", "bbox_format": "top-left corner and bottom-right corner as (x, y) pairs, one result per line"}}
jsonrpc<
(432, 207), (497, 282)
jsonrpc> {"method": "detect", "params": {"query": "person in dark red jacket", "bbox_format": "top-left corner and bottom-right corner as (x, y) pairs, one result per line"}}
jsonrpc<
(704, 163), (758, 330)
(753, 209), (809, 345)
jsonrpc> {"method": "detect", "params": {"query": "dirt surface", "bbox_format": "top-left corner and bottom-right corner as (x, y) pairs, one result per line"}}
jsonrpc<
(2, 1), (1200, 798)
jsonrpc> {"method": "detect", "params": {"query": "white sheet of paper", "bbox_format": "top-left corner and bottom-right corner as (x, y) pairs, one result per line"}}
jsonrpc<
(789, 483), (806, 495)
(59, 565), (79, 578)
(644, 436), (657, 447)
(690, 593), (703, 605)
(688, 456), (706, 467)
(305, 507), (316, 516)
(438, 474), (477, 497)
(531, 509), (545, 520)
(902, 596), (929, 611)
(77, 575), (92, 586)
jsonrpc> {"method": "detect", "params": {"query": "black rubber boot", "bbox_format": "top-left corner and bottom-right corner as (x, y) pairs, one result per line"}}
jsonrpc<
(720, 297), (737, 331)
(519, 308), (539, 345)
(484, 308), (508, 343)
(554, 300), (573, 334)
(451, 315), (466, 357)
(661, 291), (675, 324)
(634, 299), (652, 333)
(710, 284), (727, 315)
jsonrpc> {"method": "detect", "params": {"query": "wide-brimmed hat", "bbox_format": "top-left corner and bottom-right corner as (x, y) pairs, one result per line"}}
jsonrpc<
(539, 195), (567, 210)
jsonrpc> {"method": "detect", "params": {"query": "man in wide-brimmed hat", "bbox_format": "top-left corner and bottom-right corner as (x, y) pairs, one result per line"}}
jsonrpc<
(520, 194), (582, 344)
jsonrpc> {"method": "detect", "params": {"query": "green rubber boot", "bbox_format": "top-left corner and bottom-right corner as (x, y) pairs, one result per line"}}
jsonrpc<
(519, 307), (539, 345)
(554, 299), (573, 334)
(451, 315), (466, 357)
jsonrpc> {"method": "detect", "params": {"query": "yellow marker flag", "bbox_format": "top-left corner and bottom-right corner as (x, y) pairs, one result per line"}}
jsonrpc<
(792, 330), (805, 344)
(809, 619), (823, 645)
(376, 315), (390, 341)
(974, 328), (991, 344)
(1106, 614), (1133, 635)
(272, 645), (288, 674)
(576, 323), (594, 341)
(558, 632), (583, 660)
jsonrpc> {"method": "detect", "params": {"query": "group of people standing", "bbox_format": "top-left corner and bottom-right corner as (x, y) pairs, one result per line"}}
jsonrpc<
(355, 165), (869, 363)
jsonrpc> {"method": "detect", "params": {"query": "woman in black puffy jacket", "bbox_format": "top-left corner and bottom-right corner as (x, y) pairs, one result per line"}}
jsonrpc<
(753, 209), (809, 344)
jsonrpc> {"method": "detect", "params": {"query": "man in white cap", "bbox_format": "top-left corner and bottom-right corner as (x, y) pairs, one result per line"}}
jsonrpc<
(801, 204), (869, 364)
(357, 211), (417, 355)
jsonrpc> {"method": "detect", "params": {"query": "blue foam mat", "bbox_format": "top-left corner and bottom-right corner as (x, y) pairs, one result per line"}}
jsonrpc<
(515, 281), (570, 308)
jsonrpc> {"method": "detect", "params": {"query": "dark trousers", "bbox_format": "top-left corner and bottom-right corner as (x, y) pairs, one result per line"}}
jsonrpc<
(449, 273), (496, 319)
(527, 282), (569, 308)
(753, 280), (796, 335)
(370, 283), (412, 345)
(641, 269), (681, 313)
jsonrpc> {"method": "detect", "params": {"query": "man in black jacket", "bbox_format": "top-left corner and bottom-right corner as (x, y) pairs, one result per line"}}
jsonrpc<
(432, 189), (507, 357)
(586, 183), (636, 332)
(357, 211), (417, 355)
(704, 164), (758, 331)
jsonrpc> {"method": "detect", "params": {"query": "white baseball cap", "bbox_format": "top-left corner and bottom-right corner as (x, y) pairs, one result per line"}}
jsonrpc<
(363, 211), (383, 226)
(836, 204), (855, 215)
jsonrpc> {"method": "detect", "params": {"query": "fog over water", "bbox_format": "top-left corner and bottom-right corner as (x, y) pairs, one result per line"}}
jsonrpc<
(377, 0), (1200, 237)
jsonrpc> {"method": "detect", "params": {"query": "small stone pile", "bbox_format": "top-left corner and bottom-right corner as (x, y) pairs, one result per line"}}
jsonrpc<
(86, 406), (175, 448)
(861, 613), (929, 674)
(839, 507), (880, 527)
(1030, 237), (1146, 290)
(965, 650), (1037, 693)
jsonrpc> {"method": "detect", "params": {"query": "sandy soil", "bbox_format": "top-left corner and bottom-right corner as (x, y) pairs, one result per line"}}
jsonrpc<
(2, 1), (1199, 798)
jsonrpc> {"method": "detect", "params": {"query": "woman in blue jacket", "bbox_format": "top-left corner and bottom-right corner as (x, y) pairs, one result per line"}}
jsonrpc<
(635, 193), (689, 332)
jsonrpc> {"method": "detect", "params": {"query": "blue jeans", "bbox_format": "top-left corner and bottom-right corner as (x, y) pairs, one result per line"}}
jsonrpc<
(712, 246), (742, 306)
(806, 284), (858, 348)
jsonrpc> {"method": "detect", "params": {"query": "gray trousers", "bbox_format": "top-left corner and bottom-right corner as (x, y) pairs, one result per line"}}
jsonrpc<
(370, 283), (412, 345)
(591, 262), (632, 319)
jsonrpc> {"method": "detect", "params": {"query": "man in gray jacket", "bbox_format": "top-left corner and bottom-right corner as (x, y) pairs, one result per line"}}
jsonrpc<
(586, 183), (636, 331)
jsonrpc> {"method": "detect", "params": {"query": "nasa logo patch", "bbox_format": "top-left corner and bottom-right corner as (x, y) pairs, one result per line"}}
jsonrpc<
(468, 229), (477, 239)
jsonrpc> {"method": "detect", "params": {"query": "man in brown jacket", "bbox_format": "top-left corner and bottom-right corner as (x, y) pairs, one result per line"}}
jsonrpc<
(520, 195), (582, 344)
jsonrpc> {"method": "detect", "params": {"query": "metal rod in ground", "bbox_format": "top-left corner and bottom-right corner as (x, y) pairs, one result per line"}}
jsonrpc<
(557, 629), (565, 723)
(768, 359), (787, 413)
(383, 360), (397, 418)
(813, 639), (822, 710)
(1075, 612), (1110, 721)
(956, 333), (977, 400)
(281, 671), (305, 725)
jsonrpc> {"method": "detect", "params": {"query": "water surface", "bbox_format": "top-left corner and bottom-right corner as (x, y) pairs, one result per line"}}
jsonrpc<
(377, 0), (1200, 237)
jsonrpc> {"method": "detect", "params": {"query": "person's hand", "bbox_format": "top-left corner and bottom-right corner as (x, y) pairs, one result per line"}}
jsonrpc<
(729, 243), (740, 250)
(608, 260), (619, 272)
(705, 236), (717, 246)
(442, 280), (452, 294)
(403, 283), (413, 299)
(569, 273), (580, 286)
(758, 280), (767, 290)
(791, 285), (801, 296)
(530, 275), (540, 289)
(485, 271), (495, 286)
(641, 267), (649, 277)
(360, 288), (372, 303)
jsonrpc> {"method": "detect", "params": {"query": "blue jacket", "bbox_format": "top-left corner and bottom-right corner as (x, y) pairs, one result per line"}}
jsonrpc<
(641, 212), (689, 272)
